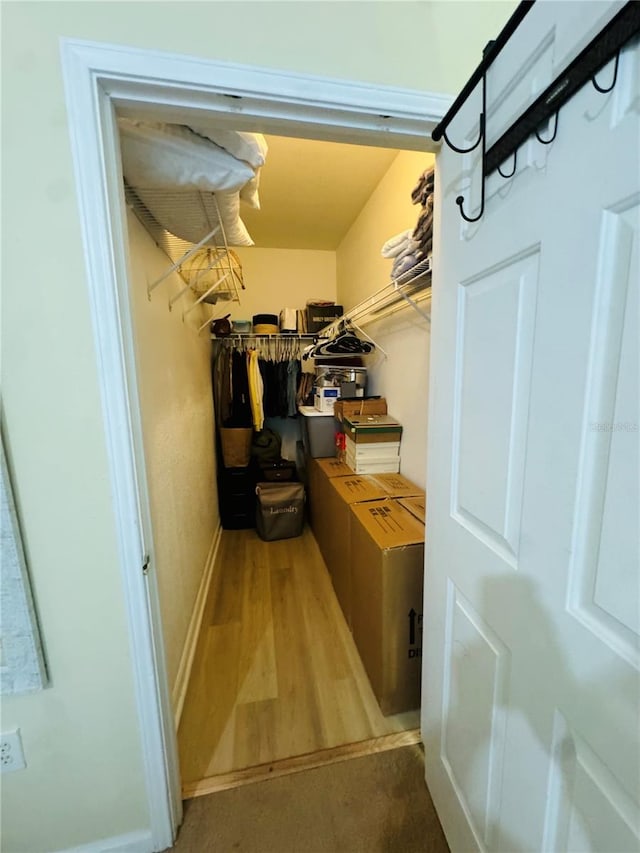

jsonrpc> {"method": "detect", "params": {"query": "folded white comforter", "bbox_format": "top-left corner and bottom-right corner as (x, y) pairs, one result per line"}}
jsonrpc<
(119, 119), (263, 246)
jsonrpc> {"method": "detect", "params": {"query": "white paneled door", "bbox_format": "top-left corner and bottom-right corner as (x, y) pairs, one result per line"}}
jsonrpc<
(423, 3), (639, 851)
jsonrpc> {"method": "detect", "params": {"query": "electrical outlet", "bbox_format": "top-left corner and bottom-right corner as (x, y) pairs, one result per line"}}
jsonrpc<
(0, 729), (26, 773)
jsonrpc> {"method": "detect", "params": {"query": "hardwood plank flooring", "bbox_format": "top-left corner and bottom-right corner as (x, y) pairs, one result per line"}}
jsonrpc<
(178, 525), (420, 792)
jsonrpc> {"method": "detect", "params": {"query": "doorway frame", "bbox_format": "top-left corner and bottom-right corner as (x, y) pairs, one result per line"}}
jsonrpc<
(60, 37), (449, 851)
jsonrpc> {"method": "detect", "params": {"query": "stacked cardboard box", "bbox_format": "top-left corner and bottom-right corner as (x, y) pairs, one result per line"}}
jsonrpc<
(397, 494), (426, 524)
(306, 457), (426, 716)
(323, 474), (390, 625)
(343, 415), (403, 474)
(307, 456), (353, 546)
(350, 498), (425, 715)
(324, 472), (423, 627)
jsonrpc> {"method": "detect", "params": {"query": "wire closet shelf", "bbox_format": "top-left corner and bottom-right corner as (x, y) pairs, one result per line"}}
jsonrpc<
(124, 183), (244, 331)
(320, 255), (432, 344)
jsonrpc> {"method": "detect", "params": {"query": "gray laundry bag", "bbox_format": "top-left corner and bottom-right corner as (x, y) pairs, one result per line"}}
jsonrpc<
(255, 482), (305, 541)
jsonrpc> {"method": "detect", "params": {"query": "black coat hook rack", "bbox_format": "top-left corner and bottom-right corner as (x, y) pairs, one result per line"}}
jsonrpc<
(432, 0), (640, 224)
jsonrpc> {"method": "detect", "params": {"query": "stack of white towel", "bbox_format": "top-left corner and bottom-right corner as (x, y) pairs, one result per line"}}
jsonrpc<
(381, 229), (424, 279)
(381, 167), (434, 280)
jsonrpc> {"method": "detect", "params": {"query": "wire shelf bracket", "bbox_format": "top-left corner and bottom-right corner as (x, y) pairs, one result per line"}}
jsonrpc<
(124, 183), (243, 328)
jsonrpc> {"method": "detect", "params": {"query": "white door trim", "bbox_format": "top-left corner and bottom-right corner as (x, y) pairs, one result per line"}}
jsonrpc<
(59, 38), (449, 851)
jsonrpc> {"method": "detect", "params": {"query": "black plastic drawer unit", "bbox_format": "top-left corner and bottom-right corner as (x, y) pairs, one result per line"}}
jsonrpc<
(218, 465), (257, 530)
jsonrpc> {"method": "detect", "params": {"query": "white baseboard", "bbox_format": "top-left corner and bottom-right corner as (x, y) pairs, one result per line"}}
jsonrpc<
(172, 524), (222, 728)
(53, 828), (153, 853)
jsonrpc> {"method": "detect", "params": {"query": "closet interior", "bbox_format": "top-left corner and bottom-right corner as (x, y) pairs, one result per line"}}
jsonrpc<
(120, 116), (434, 795)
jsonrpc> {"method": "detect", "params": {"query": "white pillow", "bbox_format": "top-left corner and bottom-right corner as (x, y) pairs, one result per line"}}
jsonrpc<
(239, 167), (262, 210)
(187, 128), (268, 170)
(118, 119), (254, 192)
(214, 192), (255, 246)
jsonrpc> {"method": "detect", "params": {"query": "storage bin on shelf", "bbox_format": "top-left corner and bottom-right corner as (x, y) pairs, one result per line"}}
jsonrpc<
(298, 405), (337, 458)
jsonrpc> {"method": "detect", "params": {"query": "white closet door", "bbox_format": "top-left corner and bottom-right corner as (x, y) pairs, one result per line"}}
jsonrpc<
(422, 2), (640, 850)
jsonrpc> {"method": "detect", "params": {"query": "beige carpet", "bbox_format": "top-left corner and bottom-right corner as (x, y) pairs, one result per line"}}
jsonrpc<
(168, 744), (449, 852)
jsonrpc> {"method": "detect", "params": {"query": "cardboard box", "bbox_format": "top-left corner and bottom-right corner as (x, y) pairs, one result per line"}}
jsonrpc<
(398, 495), (426, 525)
(324, 475), (389, 626)
(306, 456), (354, 563)
(370, 473), (424, 499)
(306, 304), (343, 333)
(343, 415), (403, 444)
(350, 499), (425, 715)
(316, 457), (354, 478)
(334, 398), (388, 424)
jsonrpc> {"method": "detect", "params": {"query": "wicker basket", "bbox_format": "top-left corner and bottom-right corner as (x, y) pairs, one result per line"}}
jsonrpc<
(219, 427), (253, 468)
(181, 248), (243, 304)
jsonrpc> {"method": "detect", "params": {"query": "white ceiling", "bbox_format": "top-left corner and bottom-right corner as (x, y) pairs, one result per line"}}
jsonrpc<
(240, 135), (399, 251)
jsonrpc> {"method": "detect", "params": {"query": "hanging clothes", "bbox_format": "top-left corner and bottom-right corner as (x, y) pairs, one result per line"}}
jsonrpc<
(212, 347), (232, 426)
(261, 358), (280, 418)
(287, 359), (300, 417)
(230, 349), (252, 426)
(212, 337), (312, 428)
(247, 349), (265, 431)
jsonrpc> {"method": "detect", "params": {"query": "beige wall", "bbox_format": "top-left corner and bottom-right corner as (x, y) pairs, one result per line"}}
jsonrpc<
(336, 152), (434, 489)
(0, 1), (515, 849)
(232, 248), (336, 324)
(126, 212), (219, 699)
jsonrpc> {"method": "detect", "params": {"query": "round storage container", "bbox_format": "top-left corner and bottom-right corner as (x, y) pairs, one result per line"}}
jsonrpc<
(253, 313), (279, 334)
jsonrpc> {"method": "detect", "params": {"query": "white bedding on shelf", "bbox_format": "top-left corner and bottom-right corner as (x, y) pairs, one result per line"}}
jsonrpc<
(132, 187), (254, 247)
(186, 126), (268, 170)
(119, 119), (262, 247)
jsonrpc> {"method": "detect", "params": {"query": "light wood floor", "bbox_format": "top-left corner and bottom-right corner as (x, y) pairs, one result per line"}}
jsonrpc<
(178, 525), (420, 792)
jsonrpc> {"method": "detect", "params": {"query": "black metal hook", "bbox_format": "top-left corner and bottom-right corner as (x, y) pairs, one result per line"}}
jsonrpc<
(535, 112), (559, 145)
(455, 70), (487, 224)
(442, 113), (485, 154)
(592, 51), (620, 93)
(497, 149), (517, 178)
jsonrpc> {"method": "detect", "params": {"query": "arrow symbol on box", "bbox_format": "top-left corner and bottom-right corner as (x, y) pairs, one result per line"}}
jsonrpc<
(408, 608), (416, 645)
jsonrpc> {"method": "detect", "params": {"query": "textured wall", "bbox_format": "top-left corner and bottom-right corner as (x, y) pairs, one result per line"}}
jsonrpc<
(232, 248), (337, 322)
(126, 212), (219, 700)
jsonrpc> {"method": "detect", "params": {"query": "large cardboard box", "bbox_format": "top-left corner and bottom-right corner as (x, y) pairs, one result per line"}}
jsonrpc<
(350, 499), (425, 715)
(370, 473), (425, 499)
(324, 474), (389, 626)
(306, 456), (353, 559)
(398, 495), (426, 524)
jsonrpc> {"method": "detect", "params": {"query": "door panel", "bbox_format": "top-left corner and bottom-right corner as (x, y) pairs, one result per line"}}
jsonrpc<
(453, 249), (539, 566)
(423, 3), (640, 851)
(568, 199), (639, 667)
(543, 710), (640, 853)
(442, 582), (510, 851)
